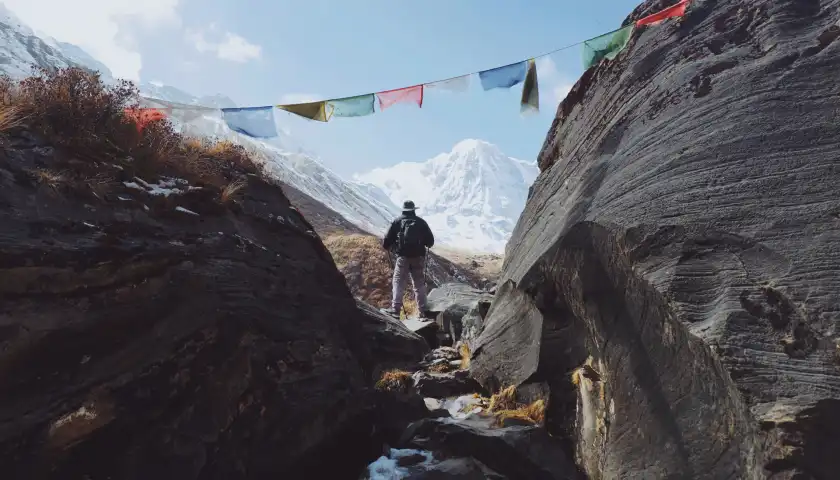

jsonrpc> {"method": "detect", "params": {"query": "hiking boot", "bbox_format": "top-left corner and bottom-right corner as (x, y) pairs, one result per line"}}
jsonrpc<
(382, 307), (401, 317)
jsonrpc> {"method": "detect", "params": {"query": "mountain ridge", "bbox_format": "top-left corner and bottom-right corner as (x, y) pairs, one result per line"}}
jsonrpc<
(0, 8), (534, 253)
(355, 138), (538, 253)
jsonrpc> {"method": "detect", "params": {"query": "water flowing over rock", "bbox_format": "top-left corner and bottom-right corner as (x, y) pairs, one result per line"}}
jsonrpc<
(473, 0), (840, 478)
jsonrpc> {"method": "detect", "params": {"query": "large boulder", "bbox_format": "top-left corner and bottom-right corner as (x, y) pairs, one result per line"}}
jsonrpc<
(356, 298), (430, 377)
(0, 131), (376, 479)
(473, 1), (840, 479)
(399, 418), (583, 480)
(426, 283), (493, 345)
(412, 371), (485, 399)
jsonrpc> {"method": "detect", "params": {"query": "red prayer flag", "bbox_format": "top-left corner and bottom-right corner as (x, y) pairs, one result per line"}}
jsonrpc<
(376, 85), (424, 111)
(124, 107), (167, 133)
(636, 0), (690, 27)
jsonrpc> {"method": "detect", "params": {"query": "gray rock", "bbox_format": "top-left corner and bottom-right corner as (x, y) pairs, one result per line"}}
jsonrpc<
(412, 370), (484, 399)
(474, 1), (840, 478)
(399, 418), (583, 480)
(357, 299), (430, 377)
(404, 457), (507, 479)
(459, 298), (493, 350)
(0, 131), (380, 479)
(427, 283), (494, 345)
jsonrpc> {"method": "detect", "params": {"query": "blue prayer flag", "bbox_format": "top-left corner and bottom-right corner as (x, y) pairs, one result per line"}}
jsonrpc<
(221, 106), (278, 138)
(478, 61), (528, 91)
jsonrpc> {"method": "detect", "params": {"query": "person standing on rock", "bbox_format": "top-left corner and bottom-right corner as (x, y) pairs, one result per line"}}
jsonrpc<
(382, 200), (435, 318)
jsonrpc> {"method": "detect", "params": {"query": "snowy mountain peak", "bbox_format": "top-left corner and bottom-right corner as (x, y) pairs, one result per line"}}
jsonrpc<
(354, 140), (538, 253)
(449, 139), (509, 162)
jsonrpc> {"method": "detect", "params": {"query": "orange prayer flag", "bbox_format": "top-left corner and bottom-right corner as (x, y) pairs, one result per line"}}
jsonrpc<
(636, 0), (690, 27)
(124, 107), (167, 133)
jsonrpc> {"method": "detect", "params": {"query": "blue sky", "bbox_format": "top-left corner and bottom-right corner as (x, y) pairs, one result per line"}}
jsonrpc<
(6, 0), (640, 176)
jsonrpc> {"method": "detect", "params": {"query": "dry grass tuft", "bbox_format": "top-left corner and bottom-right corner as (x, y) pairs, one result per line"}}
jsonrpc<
(31, 168), (68, 192)
(0, 67), (259, 203)
(488, 385), (518, 412)
(835, 339), (840, 364)
(221, 178), (247, 204)
(0, 103), (27, 134)
(323, 233), (422, 317)
(375, 369), (414, 393)
(459, 343), (471, 370)
(85, 172), (115, 198)
(493, 399), (546, 426)
(428, 362), (455, 373)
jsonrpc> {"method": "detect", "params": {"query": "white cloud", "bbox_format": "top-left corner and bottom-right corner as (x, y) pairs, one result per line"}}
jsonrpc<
(536, 57), (575, 104)
(3, 0), (180, 82)
(279, 93), (321, 104)
(185, 25), (261, 63)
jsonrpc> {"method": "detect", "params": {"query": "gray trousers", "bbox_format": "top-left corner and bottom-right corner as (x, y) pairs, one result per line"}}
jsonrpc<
(391, 255), (427, 312)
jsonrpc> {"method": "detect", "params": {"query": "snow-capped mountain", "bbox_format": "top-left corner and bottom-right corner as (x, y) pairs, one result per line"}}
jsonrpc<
(0, 7), (536, 252)
(0, 6), (398, 234)
(355, 139), (538, 253)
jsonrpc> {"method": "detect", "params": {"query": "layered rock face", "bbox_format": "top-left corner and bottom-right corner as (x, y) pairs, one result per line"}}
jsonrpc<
(0, 131), (378, 479)
(472, 1), (840, 478)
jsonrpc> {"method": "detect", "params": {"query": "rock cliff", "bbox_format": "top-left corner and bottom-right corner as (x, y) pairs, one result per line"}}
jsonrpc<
(472, 0), (840, 478)
(0, 128), (378, 479)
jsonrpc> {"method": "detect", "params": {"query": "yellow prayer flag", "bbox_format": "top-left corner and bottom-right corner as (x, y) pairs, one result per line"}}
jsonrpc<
(277, 101), (331, 122)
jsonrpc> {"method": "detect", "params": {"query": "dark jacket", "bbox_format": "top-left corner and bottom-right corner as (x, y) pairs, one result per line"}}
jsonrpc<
(382, 212), (434, 258)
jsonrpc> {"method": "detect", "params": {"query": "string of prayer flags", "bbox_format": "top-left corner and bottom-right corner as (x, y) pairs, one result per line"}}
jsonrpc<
(136, 2), (689, 128)
(582, 24), (635, 70)
(221, 106), (278, 138)
(277, 101), (331, 122)
(139, 98), (217, 123)
(637, 0), (690, 27)
(425, 75), (471, 93)
(479, 61), (527, 91)
(327, 94), (376, 118)
(520, 58), (539, 113)
(124, 107), (167, 134)
(376, 85), (424, 111)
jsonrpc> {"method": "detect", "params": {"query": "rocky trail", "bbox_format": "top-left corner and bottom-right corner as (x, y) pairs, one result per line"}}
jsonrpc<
(2, 0), (840, 478)
(361, 284), (584, 480)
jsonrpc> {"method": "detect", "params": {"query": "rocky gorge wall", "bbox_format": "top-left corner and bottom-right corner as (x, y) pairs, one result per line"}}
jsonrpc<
(472, 0), (840, 478)
(0, 128), (399, 479)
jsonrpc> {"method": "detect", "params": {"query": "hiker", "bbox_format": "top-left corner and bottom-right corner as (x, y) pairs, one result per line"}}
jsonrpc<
(382, 200), (435, 317)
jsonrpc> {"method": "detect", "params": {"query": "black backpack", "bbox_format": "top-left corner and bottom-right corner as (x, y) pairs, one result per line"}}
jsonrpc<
(397, 217), (425, 252)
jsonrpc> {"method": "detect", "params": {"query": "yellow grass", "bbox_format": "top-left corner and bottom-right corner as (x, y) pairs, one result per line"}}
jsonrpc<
(459, 343), (471, 370)
(493, 399), (546, 426)
(221, 178), (247, 203)
(323, 233), (422, 317)
(489, 385), (518, 412)
(428, 362), (455, 373)
(375, 369), (413, 393)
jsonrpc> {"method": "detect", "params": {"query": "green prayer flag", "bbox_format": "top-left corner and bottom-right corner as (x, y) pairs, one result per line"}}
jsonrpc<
(582, 25), (634, 70)
(327, 94), (376, 118)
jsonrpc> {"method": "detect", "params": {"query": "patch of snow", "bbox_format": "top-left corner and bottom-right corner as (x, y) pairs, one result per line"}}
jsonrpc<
(442, 395), (483, 420)
(175, 206), (199, 216)
(82, 222), (96, 228)
(124, 177), (194, 197)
